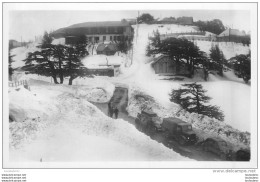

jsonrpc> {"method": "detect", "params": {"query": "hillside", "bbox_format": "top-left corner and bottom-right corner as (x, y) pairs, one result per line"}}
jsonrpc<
(9, 81), (190, 166)
(8, 23), (251, 164)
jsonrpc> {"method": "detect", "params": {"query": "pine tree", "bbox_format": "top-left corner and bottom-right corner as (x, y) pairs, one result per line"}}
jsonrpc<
(209, 45), (226, 76)
(52, 44), (67, 84)
(137, 13), (154, 24)
(148, 37), (207, 77)
(42, 31), (53, 46)
(169, 82), (224, 121)
(24, 48), (59, 84)
(9, 51), (14, 79)
(23, 31), (62, 84)
(146, 30), (161, 56)
(232, 53), (251, 83)
(63, 44), (89, 85)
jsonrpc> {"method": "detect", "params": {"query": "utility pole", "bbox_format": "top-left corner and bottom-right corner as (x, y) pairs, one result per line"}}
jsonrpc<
(136, 11), (140, 44)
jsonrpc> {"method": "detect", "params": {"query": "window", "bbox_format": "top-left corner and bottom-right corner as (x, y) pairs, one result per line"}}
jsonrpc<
(103, 36), (106, 41)
(118, 27), (123, 33)
(108, 27), (114, 33)
(182, 125), (192, 132)
(176, 126), (181, 132)
(91, 27), (97, 34)
(110, 36), (112, 41)
(100, 27), (106, 34)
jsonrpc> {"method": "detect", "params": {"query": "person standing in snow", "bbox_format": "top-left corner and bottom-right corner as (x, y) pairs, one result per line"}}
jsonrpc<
(110, 106), (114, 118)
(108, 102), (111, 116)
(114, 107), (119, 119)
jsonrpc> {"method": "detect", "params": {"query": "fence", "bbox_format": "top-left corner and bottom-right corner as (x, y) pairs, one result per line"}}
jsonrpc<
(9, 80), (28, 87)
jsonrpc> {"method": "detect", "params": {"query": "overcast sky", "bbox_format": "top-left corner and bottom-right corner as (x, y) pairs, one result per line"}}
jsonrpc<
(9, 10), (250, 42)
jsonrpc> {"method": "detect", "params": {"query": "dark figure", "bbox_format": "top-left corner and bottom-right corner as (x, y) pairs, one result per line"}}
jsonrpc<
(217, 128), (223, 135)
(204, 68), (209, 81)
(108, 102), (111, 116)
(114, 107), (119, 119)
(110, 106), (114, 118)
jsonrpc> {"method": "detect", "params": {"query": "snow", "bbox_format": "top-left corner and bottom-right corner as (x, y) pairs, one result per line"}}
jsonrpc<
(10, 43), (40, 69)
(8, 23), (251, 163)
(9, 80), (190, 162)
(117, 23), (250, 149)
(82, 54), (125, 69)
(195, 41), (250, 59)
(126, 85), (250, 151)
(51, 38), (65, 45)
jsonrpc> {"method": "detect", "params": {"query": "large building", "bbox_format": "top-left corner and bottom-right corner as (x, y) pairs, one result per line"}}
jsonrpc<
(51, 19), (133, 44)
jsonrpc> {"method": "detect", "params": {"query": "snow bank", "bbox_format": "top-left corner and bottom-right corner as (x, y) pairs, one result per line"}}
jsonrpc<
(127, 85), (250, 151)
(127, 85), (179, 119)
(9, 83), (190, 161)
(18, 74), (116, 103)
(82, 54), (128, 69)
(9, 86), (60, 148)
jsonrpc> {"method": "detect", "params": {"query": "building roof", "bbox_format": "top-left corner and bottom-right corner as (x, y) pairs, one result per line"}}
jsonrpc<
(96, 43), (117, 52)
(51, 20), (131, 38)
(151, 55), (169, 66)
(218, 28), (247, 37)
(163, 117), (185, 124)
(142, 109), (157, 116)
(67, 21), (131, 29)
(161, 17), (176, 22)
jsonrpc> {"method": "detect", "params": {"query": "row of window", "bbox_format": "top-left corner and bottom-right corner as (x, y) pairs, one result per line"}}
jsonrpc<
(65, 35), (129, 44)
(88, 35), (128, 42)
(81, 27), (125, 34)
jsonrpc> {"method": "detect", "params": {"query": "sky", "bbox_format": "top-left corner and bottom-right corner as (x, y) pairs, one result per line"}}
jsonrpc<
(8, 10), (251, 42)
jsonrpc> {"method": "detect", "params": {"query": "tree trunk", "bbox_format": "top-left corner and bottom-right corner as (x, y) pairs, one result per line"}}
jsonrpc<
(196, 92), (201, 114)
(59, 72), (64, 84)
(176, 58), (180, 75)
(47, 60), (58, 84)
(68, 77), (73, 85)
(52, 76), (58, 84)
(59, 58), (63, 84)
(68, 75), (77, 85)
(191, 60), (195, 77)
(188, 59), (193, 78)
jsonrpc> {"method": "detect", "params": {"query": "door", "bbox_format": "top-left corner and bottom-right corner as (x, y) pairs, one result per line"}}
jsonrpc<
(163, 62), (167, 73)
(95, 37), (99, 43)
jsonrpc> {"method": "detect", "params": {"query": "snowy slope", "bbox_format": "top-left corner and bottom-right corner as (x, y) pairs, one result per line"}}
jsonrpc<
(101, 22), (251, 152)
(10, 43), (40, 69)
(9, 81), (190, 162)
(195, 41), (250, 59)
(8, 23), (251, 163)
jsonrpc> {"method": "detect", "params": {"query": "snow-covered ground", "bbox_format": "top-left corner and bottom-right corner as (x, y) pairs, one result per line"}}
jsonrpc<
(82, 54), (128, 69)
(8, 23), (251, 164)
(120, 24), (251, 132)
(10, 43), (40, 69)
(9, 81), (190, 163)
(195, 41), (250, 59)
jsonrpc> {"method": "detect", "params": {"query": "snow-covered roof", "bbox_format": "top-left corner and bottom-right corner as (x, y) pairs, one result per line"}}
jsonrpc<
(96, 43), (117, 52)
(151, 55), (169, 66)
(218, 28), (247, 37)
(67, 21), (131, 29)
